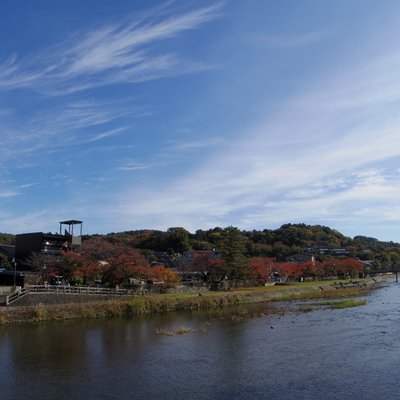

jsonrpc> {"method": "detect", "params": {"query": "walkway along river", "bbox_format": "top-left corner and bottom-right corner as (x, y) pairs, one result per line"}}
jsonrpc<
(0, 281), (399, 399)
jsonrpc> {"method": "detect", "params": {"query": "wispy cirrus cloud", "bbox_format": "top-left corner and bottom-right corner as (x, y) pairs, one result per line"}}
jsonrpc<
(84, 127), (127, 143)
(117, 161), (160, 171)
(0, 2), (223, 169)
(100, 42), (400, 236)
(252, 30), (330, 48)
(0, 97), (138, 163)
(0, 189), (19, 198)
(0, 3), (223, 94)
(15, 183), (39, 189)
(166, 137), (222, 151)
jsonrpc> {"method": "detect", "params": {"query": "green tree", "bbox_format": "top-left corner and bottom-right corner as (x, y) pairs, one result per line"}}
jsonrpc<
(217, 226), (248, 282)
(166, 227), (191, 254)
(388, 251), (400, 271)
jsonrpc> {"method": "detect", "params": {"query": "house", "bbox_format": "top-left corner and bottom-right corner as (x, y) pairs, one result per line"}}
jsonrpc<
(285, 253), (315, 263)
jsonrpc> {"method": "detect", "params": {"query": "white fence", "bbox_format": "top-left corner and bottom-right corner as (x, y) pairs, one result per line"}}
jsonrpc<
(4, 285), (137, 306)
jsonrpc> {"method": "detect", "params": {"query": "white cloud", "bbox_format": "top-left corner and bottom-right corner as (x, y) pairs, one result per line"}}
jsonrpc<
(117, 162), (160, 171)
(99, 42), (400, 235)
(253, 30), (329, 48)
(0, 3), (223, 94)
(86, 127), (127, 143)
(15, 183), (39, 189)
(166, 137), (222, 151)
(0, 189), (19, 198)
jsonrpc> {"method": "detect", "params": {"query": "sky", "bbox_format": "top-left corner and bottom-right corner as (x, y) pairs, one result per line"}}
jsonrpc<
(1, 1), (400, 241)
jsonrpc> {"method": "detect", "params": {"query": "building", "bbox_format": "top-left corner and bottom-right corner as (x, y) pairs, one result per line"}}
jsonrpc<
(303, 247), (350, 257)
(15, 220), (83, 269)
(286, 253), (315, 263)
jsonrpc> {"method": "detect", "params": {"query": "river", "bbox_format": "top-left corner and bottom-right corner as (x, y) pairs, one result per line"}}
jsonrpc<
(1, 282), (400, 399)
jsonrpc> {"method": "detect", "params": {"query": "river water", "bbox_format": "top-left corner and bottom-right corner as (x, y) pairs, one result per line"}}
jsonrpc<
(1, 283), (400, 400)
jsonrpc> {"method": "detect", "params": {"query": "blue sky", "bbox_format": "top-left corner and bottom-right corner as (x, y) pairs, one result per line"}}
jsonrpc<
(2, 1), (400, 241)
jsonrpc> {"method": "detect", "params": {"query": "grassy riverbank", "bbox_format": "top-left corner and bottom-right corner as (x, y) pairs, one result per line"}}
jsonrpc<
(0, 279), (381, 324)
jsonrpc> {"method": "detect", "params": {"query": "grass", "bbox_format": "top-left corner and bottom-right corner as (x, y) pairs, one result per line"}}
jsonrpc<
(311, 299), (367, 309)
(0, 279), (377, 324)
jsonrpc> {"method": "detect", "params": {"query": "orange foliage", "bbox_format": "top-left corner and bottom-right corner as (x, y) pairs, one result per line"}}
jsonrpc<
(248, 257), (276, 283)
(151, 265), (180, 288)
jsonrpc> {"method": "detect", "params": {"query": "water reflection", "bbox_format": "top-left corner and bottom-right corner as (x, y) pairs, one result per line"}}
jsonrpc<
(1, 284), (400, 399)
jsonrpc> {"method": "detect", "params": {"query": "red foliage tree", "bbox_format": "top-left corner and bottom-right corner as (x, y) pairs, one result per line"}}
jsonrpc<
(321, 258), (364, 278)
(248, 257), (276, 284)
(277, 262), (303, 279)
(191, 252), (226, 282)
(79, 237), (152, 286)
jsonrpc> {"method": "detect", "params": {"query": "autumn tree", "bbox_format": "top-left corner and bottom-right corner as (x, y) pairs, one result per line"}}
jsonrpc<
(277, 262), (303, 280)
(321, 258), (364, 278)
(248, 257), (275, 284)
(81, 237), (151, 286)
(151, 265), (180, 288)
(191, 252), (225, 283)
(61, 250), (100, 285)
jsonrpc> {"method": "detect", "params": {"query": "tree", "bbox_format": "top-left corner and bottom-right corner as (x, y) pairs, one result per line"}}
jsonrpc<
(24, 251), (61, 283)
(271, 241), (292, 260)
(191, 252), (225, 283)
(321, 258), (364, 278)
(165, 227), (192, 254)
(81, 237), (151, 286)
(61, 250), (100, 285)
(277, 262), (303, 280)
(248, 257), (275, 284)
(388, 251), (400, 271)
(217, 227), (248, 282)
(151, 265), (180, 289)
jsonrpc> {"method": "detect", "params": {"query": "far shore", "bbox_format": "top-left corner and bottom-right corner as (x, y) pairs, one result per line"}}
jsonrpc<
(0, 277), (390, 325)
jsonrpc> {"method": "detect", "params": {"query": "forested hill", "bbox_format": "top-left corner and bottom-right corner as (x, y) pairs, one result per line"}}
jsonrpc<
(0, 233), (15, 246)
(2, 224), (400, 261)
(95, 224), (400, 261)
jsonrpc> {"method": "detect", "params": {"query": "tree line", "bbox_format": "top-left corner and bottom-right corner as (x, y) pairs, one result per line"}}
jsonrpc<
(99, 223), (400, 268)
(1, 224), (400, 286)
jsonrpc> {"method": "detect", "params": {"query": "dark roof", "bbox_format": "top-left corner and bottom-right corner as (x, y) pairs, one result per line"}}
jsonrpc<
(0, 244), (15, 259)
(59, 220), (82, 225)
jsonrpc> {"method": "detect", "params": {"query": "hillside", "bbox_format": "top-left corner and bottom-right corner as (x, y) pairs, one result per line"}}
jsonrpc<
(2, 224), (400, 264)
(97, 224), (400, 262)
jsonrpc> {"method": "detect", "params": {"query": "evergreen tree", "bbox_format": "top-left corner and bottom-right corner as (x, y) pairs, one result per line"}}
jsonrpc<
(218, 226), (248, 281)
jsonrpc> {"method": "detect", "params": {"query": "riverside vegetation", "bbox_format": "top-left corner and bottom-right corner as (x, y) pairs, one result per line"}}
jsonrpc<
(0, 279), (378, 325)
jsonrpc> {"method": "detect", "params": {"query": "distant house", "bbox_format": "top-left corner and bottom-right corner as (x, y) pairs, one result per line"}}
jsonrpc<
(286, 254), (315, 263)
(302, 247), (350, 257)
(329, 248), (350, 256)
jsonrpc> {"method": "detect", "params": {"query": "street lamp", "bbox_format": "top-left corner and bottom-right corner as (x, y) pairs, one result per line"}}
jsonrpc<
(12, 258), (16, 291)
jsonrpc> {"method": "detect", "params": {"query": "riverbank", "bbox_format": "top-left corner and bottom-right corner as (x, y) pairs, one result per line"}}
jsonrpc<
(0, 278), (385, 324)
